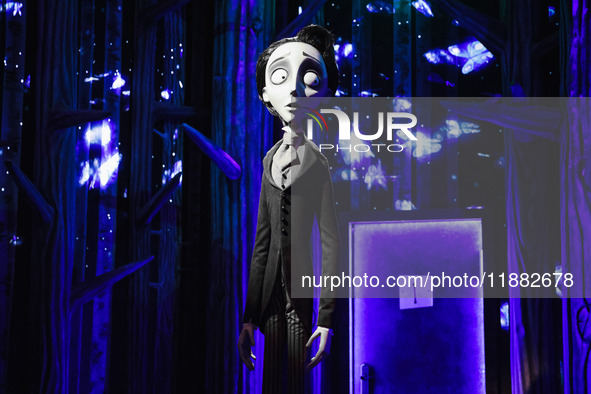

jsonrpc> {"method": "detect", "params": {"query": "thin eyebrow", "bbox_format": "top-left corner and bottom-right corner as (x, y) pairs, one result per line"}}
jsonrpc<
(269, 52), (291, 67)
(302, 52), (322, 65)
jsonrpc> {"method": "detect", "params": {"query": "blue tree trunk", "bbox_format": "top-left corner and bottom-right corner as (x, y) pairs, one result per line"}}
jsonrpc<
(0, 1), (26, 391)
(562, 1), (591, 392)
(209, 0), (274, 392)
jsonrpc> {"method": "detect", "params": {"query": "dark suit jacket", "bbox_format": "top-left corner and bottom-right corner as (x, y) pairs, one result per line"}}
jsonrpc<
(243, 135), (339, 334)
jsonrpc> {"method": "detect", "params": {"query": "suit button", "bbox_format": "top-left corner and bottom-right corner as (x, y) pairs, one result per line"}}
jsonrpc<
(281, 228), (288, 235)
(281, 217), (288, 225)
(281, 192), (285, 198)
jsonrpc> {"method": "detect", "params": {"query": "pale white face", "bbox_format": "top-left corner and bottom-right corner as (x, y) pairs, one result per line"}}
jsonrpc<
(262, 42), (333, 124)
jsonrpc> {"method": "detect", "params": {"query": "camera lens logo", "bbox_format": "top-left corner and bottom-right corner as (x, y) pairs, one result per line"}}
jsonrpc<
(304, 108), (417, 153)
(302, 107), (328, 133)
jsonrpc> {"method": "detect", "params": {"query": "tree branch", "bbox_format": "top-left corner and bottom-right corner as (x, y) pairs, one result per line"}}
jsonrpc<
(182, 123), (241, 179)
(137, 172), (182, 226)
(152, 102), (198, 122)
(49, 110), (111, 132)
(4, 160), (54, 223)
(69, 256), (154, 311)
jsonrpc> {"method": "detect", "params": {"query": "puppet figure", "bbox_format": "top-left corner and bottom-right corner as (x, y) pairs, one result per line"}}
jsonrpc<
(238, 25), (340, 393)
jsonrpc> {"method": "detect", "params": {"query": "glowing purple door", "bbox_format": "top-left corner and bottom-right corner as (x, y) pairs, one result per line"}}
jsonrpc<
(349, 218), (485, 393)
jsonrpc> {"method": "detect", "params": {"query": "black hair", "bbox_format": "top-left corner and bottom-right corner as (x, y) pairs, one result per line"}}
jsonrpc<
(255, 25), (340, 116)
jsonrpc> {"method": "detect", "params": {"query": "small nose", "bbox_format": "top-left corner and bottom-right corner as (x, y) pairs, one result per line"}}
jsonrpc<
(289, 78), (305, 98)
(289, 75), (306, 97)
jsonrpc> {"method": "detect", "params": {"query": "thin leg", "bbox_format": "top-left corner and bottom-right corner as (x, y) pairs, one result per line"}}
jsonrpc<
(262, 293), (287, 393)
(286, 308), (311, 394)
(282, 272), (311, 394)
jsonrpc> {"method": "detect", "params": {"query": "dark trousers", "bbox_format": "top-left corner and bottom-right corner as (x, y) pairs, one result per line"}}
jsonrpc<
(261, 263), (311, 394)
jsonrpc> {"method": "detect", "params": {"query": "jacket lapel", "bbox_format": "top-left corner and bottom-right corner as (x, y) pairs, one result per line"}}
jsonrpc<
(263, 140), (283, 189)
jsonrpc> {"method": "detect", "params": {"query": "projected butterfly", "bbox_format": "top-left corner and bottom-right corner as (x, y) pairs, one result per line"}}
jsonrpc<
(447, 39), (494, 74)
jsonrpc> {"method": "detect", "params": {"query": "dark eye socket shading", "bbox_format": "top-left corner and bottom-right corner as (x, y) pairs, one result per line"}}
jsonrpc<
(301, 55), (323, 70)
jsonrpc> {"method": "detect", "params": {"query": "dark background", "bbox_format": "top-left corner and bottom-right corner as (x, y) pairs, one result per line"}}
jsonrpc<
(0, 0), (581, 392)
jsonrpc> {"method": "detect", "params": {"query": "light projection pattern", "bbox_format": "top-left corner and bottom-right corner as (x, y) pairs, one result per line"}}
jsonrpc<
(366, 1), (395, 14)
(500, 302), (509, 330)
(333, 42), (354, 62)
(444, 119), (481, 138)
(161, 89), (172, 100)
(407, 130), (441, 158)
(111, 71), (126, 89)
(424, 49), (455, 65)
(78, 120), (122, 190)
(332, 167), (359, 182)
(9, 235), (22, 246)
(0, 2), (23, 16)
(412, 0), (434, 18)
(162, 160), (183, 185)
(326, 117), (482, 191)
(340, 132), (376, 168)
(156, 44), (185, 103)
(394, 119), (481, 160)
(83, 71), (128, 105)
(424, 39), (494, 74)
(360, 90), (379, 97)
(364, 159), (388, 190)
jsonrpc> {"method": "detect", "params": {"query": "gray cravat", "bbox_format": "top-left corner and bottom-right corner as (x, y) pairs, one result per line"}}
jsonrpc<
(272, 131), (303, 189)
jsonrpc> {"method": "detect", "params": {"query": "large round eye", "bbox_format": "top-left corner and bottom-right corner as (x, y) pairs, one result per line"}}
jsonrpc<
(270, 68), (288, 85)
(303, 71), (320, 87)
